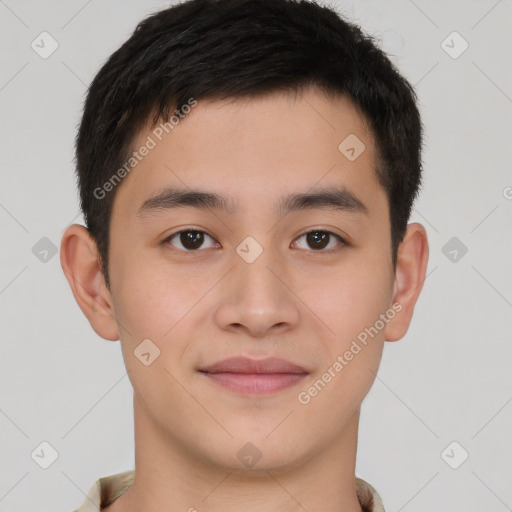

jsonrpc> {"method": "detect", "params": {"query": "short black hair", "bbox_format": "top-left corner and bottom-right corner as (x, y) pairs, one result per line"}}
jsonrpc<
(75, 0), (423, 289)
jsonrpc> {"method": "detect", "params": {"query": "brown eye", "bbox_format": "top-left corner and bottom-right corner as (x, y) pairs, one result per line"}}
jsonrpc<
(165, 229), (218, 251)
(306, 231), (329, 250)
(180, 230), (204, 250)
(294, 230), (345, 251)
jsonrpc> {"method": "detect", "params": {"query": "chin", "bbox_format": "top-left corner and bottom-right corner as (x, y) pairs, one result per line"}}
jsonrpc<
(198, 427), (313, 474)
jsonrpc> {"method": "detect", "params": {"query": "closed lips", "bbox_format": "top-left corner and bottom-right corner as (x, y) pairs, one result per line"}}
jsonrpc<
(199, 357), (309, 374)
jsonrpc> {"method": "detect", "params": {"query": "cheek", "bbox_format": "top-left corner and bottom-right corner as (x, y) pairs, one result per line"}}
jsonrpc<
(295, 264), (391, 430)
(110, 253), (191, 342)
(299, 259), (393, 346)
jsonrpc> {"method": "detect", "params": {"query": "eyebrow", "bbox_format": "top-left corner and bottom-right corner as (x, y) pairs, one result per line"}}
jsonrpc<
(136, 186), (368, 218)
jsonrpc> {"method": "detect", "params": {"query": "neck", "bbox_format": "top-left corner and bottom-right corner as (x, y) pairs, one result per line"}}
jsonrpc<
(105, 395), (363, 512)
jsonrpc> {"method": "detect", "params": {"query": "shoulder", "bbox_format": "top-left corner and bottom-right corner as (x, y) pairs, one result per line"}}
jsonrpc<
(355, 477), (386, 512)
(73, 470), (134, 512)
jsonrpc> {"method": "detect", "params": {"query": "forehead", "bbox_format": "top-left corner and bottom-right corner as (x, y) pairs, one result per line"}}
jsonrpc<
(112, 88), (385, 219)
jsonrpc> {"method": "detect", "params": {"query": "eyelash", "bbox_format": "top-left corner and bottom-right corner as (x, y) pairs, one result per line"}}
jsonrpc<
(162, 228), (347, 253)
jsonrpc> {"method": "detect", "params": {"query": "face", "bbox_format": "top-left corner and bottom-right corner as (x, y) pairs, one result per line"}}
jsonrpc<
(106, 88), (397, 470)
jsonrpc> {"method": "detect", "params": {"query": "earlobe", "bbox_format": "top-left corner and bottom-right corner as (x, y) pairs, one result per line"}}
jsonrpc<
(385, 222), (429, 342)
(60, 224), (120, 341)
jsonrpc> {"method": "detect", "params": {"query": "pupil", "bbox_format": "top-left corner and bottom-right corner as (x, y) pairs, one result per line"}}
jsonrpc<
(181, 231), (203, 249)
(307, 231), (328, 250)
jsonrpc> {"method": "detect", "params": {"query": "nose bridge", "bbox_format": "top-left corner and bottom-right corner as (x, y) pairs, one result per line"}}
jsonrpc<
(233, 233), (283, 305)
(213, 232), (300, 336)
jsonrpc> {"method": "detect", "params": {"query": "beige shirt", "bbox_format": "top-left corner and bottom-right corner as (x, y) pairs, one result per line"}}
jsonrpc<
(74, 470), (386, 511)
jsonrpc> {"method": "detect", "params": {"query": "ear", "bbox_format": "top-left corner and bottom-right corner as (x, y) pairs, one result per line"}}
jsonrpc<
(384, 222), (429, 342)
(60, 224), (119, 341)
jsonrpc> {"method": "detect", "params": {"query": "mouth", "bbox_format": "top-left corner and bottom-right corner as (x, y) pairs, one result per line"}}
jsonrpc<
(198, 357), (309, 395)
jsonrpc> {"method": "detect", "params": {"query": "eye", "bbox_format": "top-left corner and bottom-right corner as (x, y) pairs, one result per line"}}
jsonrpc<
(162, 228), (346, 253)
(292, 229), (346, 252)
(163, 229), (219, 252)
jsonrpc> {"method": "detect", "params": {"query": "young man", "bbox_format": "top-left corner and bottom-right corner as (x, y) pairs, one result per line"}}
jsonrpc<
(61, 0), (429, 510)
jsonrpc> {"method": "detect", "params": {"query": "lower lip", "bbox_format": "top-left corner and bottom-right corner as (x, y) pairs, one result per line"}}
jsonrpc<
(202, 372), (307, 395)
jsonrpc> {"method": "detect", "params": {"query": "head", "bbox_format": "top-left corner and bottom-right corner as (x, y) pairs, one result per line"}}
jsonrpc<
(61, 0), (428, 474)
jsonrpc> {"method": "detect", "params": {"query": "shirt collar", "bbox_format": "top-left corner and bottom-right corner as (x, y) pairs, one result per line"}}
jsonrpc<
(75, 471), (386, 511)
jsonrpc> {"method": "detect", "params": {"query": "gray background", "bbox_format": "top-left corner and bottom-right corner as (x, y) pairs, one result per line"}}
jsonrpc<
(1, 0), (511, 510)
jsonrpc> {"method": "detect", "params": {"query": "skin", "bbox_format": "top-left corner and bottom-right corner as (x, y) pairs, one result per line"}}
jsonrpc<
(61, 87), (428, 512)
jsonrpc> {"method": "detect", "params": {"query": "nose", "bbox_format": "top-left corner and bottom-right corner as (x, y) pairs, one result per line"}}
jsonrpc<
(212, 242), (301, 339)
